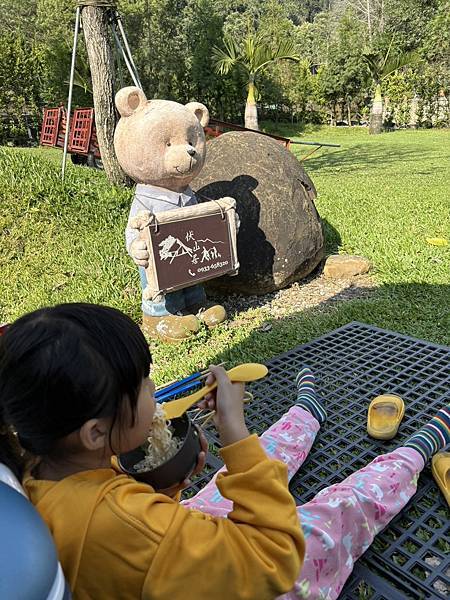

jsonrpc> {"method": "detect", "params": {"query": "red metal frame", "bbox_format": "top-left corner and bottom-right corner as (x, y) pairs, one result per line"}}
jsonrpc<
(39, 107), (62, 147)
(68, 108), (94, 154)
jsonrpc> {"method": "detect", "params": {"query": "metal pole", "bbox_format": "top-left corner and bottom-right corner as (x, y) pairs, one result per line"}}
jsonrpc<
(62, 6), (81, 180)
(111, 25), (141, 89)
(113, 32), (125, 90)
(289, 141), (341, 147)
(115, 14), (142, 89)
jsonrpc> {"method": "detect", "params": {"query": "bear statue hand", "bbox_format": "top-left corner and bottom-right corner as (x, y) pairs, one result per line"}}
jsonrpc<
(130, 238), (150, 268)
(234, 211), (240, 232)
(129, 209), (153, 231)
(219, 196), (240, 231)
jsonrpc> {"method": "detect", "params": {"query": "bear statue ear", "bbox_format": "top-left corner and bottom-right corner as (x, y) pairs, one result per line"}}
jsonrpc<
(185, 102), (209, 127)
(115, 86), (147, 118)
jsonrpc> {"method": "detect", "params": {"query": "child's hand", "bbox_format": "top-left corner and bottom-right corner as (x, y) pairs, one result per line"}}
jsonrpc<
(197, 365), (249, 447)
(156, 428), (208, 497)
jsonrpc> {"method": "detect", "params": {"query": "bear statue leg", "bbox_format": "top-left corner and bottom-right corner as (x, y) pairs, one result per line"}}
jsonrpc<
(139, 268), (200, 342)
(183, 286), (227, 328)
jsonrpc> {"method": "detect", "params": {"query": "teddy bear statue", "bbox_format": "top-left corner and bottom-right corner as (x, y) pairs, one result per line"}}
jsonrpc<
(114, 86), (227, 342)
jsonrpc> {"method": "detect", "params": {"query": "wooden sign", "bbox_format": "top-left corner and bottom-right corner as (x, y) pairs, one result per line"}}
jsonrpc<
(141, 198), (239, 298)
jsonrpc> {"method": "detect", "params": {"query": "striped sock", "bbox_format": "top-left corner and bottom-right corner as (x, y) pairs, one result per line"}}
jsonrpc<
(295, 367), (327, 425)
(404, 405), (450, 462)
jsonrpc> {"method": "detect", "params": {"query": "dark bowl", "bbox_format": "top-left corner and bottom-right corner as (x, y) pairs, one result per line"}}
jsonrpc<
(117, 413), (201, 490)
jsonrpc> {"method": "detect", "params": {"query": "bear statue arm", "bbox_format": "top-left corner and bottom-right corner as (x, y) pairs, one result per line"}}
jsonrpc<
(125, 209), (153, 252)
(125, 225), (139, 255)
(125, 209), (153, 265)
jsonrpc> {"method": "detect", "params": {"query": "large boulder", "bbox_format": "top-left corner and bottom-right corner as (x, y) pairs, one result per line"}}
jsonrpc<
(192, 131), (324, 295)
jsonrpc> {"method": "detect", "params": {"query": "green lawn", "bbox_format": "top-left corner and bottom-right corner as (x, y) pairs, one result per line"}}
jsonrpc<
(0, 126), (449, 383)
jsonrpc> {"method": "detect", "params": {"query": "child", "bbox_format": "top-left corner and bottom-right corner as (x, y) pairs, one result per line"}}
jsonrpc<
(1, 303), (449, 599)
(0, 303), (304, 599)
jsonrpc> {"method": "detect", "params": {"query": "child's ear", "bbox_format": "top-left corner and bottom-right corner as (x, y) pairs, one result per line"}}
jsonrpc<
(79, 419), (109, 451)
(115, 86), (147, 117)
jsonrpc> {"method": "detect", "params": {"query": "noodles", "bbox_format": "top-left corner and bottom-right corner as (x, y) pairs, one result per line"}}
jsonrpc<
(133, 404), (181, 472)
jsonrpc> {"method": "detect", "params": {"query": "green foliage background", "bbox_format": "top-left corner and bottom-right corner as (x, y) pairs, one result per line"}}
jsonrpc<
(0, 0), (449, 143)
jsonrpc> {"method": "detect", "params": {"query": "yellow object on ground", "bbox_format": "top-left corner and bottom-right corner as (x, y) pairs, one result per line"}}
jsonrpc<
(426, 237), (448, 247)
(367, 394), (405, 440)
(432, 452), (450, 507)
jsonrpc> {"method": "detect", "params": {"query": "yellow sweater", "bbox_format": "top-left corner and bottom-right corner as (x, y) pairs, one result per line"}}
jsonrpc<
(24, 435), (304, 599)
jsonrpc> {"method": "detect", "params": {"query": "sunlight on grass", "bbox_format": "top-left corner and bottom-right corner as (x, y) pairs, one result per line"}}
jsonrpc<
(1, 127), (449, 383)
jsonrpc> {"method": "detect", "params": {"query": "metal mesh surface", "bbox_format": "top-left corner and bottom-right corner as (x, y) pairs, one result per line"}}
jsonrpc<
(185, 322), (450, 599)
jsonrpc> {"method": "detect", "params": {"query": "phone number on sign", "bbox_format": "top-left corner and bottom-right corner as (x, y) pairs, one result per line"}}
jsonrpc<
(196, 260), (229, 274)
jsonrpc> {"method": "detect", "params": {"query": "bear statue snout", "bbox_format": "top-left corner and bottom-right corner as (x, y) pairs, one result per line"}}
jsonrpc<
(161, 140), (204, 179)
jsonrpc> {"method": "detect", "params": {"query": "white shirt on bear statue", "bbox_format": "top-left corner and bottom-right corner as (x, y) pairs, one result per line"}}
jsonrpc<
(125, 183), (198, 253)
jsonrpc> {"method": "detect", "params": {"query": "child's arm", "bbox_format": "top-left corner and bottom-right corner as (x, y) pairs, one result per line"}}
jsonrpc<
(112, 366), (304, 597)
(141, 434), (304, 598)
(141, 363), (303, 598)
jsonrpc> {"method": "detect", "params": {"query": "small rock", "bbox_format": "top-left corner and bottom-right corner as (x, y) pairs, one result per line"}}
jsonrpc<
(425, 556), (441, 568)
(323, 255), (371, 279)
(433, 579), (449, 595)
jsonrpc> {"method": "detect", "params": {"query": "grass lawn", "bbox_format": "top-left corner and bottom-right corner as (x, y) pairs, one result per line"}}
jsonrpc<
(0, 126), (449, 384)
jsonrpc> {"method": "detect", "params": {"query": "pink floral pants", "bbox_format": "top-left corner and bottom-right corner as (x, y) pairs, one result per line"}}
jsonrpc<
(182, 406), (424, 600)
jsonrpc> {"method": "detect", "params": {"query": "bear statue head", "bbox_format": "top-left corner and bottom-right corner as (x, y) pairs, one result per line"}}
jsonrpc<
(114, 86), (209, 193)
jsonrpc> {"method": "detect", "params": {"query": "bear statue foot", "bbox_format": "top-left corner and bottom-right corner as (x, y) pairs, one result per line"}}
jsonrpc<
(142, 314), (200, 342)
(198, 304), (227, 328)
(185, 302), (227, 328)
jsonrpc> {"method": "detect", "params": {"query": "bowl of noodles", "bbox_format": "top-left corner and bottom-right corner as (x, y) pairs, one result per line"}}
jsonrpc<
(117, 405), (202, 490)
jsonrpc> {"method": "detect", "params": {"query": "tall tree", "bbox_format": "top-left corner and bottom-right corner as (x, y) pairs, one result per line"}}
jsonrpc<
(0, 33), (44, 144)
(36, 0), (91, 106)
(0, 0), (38, 36)
(333, 1), (386, 41)
(383, 0), (437, 51)
(213, 32), (300, 129)
(80, 3), (130, 186)
(363, 40), (417, 133)
(415, 0), (450, 127)
(121, 0), (190, 101)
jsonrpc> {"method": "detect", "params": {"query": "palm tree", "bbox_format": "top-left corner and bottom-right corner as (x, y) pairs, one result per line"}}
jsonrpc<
(213, 33), (300, 130)
(363, 41), (417, 134)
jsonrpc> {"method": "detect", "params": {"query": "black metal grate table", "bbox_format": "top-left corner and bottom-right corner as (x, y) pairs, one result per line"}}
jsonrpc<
(185, 322), (450, 599)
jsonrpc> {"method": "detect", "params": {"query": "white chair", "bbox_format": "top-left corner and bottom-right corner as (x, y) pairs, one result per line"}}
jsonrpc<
(0, 463), (71, 599)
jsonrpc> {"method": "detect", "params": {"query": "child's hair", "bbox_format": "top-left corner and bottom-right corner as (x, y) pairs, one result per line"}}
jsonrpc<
(0, 303), (152, 479)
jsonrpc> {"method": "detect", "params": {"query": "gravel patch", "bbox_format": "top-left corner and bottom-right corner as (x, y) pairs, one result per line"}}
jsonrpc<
(212, 271), (376, 320)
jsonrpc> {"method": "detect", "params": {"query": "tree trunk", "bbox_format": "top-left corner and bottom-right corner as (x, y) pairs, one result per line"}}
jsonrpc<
(330, 103), (336, 127)
(347, 101), (352, 126)
(380, 0), (385, 34)
(244, 79), (259, 130)
(367, 0), (372, 43)
(369, 82), (383, 134)
(81, 6), (131, 186)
